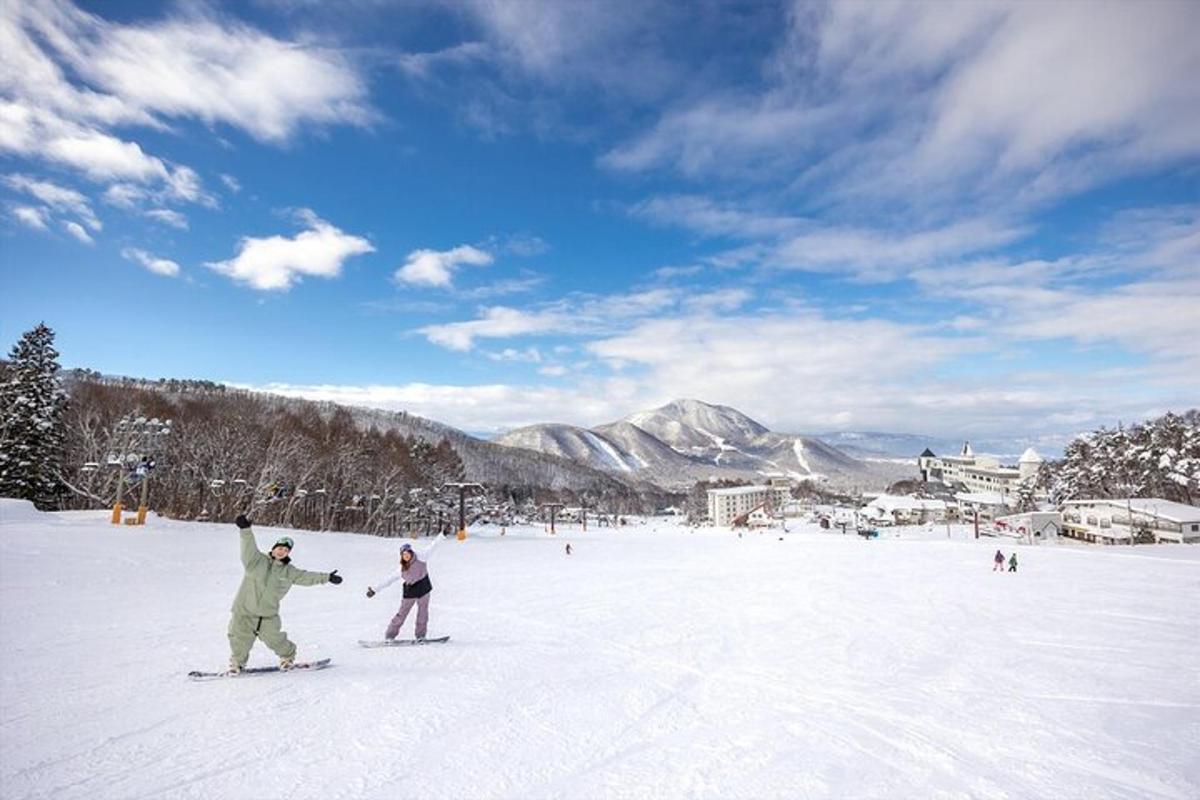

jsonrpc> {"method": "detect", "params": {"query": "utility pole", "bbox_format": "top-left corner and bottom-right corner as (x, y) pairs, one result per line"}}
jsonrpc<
(580, 499), (588, 532)
(443, 482), (483, 540)
(542, 502), (564, 535)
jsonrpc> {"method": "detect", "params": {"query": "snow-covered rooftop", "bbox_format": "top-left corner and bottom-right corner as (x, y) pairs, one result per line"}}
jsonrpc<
(1018, 447), (1043, 464)
(1064, 498), (1200, 523)
(708, 485), (782, 497)
(954, 491), (1008, 506)
(864, 494), (947, 513)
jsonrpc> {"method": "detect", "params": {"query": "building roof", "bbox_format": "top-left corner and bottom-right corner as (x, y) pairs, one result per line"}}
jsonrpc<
(708, 485), (773, 497)
(1018, 447), (1044, 464)
(865, 494), (947, 513)
(955, 491), (1008, 506)
(961, 441), (974, 457)
(1063, 498), (1200, 523)
(919, 448), (936, 458)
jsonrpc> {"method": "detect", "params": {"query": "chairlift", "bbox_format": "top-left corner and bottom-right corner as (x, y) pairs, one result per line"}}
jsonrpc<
(232, 478), (247, 485)
(295, 489), (308, 498)
(106, 456), (122, 467)
(82, 462), (100, 472)
(210, 479), (226, 489)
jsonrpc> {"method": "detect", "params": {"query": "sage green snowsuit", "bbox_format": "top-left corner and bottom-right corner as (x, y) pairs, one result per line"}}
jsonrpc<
(228, 527), (329, 667)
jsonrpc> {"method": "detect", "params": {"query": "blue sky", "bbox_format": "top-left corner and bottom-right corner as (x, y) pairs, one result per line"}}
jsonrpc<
(1, 0), (1197, 445)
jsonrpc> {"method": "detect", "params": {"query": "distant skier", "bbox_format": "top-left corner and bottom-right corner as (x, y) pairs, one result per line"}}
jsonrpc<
(993, 550), (1005, 572)
(1008, 553), (1018, 573)
(367, 538), (441, 641)
(565, 543), (573, 556)
(227, 515), (342, 674)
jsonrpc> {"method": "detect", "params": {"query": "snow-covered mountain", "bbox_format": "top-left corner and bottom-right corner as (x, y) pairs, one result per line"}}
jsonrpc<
(494, 399), (911, 490)
(625, 399), (770, 455)
(492, 423), (645, 474)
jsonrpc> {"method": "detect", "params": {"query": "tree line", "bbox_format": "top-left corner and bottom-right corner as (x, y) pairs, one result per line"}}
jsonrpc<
(0, 325), (676, 533)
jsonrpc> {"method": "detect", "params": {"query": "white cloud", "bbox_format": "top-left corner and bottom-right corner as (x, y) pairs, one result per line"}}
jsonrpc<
(1, 0), (373, 219)
(12, 205), (49, 229)
(121, 246), (180, 277)
(417, 288), (684, 351)
(395, 245), (493, 288)
(219, 174), (241, 193)
(249, 304), (1196, 439)
(632, 193), (1028, 282)
(62, 219), (92, 243)
(250, 379), (641, 436)
(8, 1), (374, 143)
(420, 306), (568, 351)
(143, 208), (187, 229)
(462, 273), (546, 299)
(4, 173), (100, 230)
(603, 2), (1200, 212)
(485, 347), (543, 363)
(205, 209), (374, 291)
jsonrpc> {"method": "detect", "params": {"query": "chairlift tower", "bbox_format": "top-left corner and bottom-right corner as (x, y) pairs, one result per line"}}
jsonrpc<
(541, 502), (565, 535)
(109, 414), (172, 525)
(443, 482), (484, 540)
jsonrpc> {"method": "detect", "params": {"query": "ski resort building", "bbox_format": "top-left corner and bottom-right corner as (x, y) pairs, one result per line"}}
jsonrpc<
(731, 503), (776, 528)
(1061, 499), (1200, 545)
(918, 443), (1044, 501)
(707, 484), (790, 526)
(861, 494), (948, 525)
(991, 511), (1062, 542)
(953, 491), (1011, 523)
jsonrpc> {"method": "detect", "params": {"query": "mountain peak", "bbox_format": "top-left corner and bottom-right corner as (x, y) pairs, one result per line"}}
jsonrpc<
(625, 398), (770, 449)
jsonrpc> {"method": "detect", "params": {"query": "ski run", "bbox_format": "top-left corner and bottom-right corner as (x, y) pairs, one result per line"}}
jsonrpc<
(2, 498), (1198, 799)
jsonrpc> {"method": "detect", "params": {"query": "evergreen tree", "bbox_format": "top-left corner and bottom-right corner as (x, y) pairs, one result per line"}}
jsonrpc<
(0, 324), (67, 506)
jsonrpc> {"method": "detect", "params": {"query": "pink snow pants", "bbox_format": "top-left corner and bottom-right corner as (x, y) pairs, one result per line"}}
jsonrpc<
(386, 594), (430, 639)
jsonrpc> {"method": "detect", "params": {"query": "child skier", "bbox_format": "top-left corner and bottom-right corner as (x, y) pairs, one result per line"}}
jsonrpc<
(227, 515), (343, 674)
(1008, 552), (1018, 573)
(993, 550), (1005, 571)
(565, 543), (573, 556)
(367, 537), (441, 641)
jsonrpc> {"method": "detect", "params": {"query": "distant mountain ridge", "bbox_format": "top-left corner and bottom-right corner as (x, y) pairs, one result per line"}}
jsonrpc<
(494, 398), (911, 490)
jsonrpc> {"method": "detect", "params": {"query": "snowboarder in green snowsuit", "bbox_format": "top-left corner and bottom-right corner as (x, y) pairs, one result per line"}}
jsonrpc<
(227, 514), (343, 673)
(1008, 553), (1018, 573)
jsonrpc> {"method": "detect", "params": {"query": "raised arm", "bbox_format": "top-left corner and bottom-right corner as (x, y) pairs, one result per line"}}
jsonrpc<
(418, 533), (448, 560)
(236, 515), (265, 569)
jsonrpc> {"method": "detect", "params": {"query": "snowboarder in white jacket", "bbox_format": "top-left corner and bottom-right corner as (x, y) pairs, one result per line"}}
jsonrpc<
(367, 537), (441, 641)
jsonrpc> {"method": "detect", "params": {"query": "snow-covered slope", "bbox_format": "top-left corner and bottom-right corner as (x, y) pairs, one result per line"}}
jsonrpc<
(3, 501), (1198, 799)
(493, 423), (644, 473)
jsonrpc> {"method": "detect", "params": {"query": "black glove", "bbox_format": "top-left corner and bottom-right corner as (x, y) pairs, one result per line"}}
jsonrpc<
(328, 570), (343, 585)
(235, 514), (252, 529)
(366, 587), (375, 598)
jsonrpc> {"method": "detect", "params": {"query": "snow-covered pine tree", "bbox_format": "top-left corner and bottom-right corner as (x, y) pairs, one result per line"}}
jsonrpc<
(0, 324), (67, 506)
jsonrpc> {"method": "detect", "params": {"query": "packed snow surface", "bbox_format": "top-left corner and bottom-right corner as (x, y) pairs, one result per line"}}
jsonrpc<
(2, 499), (1199, 799)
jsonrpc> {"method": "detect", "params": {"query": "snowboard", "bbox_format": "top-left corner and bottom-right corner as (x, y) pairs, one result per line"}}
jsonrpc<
(359, 636), (450, 648)
(188, 658), (332, 681)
